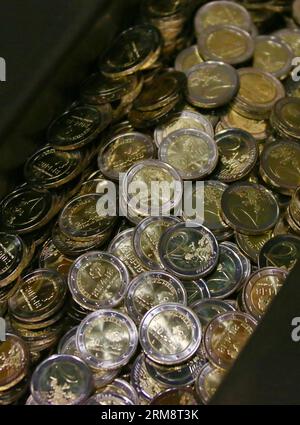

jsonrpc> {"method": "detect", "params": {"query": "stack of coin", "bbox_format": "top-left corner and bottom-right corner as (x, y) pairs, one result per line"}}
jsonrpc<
(0, 333), (30, 405)
(141, 0), (192, 58)
(270, 97), (300, 142)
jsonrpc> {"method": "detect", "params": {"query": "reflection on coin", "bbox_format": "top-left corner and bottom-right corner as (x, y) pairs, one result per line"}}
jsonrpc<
(198, 25), (254, 65)
(204, 311), (257, 370)
(214, 129), (259, 183)
(182, 279), (211, 306)
(195, 362), (226, 405)
(98, 132), (155, 181)
(86, 392), (134, 405)
(76, 310), (138, 369)
(175, 45), (204, 73)
(243, 268), (288, 320)
(30, 355), (93, 405)
(159, 129), (218, 180)
(150, 388), (200, 405)
(159, 222), (219, 280)
(126, 270), (186, 323)
(259, 235), (300, 271)
(221, 183), (280, 235)
(139, 303), (201, 365)
(191, 298), (236, 329)
(260, 140), (300, 195)
(186, 61), (239, 109)
(68, 252), (129, 311)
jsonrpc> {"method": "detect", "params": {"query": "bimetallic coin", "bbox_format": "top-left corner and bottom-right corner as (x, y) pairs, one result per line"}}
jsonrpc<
(175, 45), (204, 73)
(204, 311), (257, 370)
(235, 230), (273, 263)
(30, 355), (93, 405)
(159, 222), (219, 280)
(194, 1), (252, 35)
(253, 36), (293, 80)
(39, 238), (73, 277)
(260, 140), (300, 195)
(154, 110), (214, 148)
(205, 243), (244, 299)
(222, 241), (252, 287)
(195, 363), (226, 405)
(198, 25), (254, 66)
(130, 353), (166, 402)
(139, 303), (201, 365)
(59, 194), (117, 241)
(126, 270), (187, 323)
(99, 378), (139, 405)
(108, 229), (147, 277)
(24, 147), (84, 189)
(159, 129), (218, 180)
(186, 61), (239, 109)
(214, 129), (258, 183)
(0, 186), (54, 234)
(191, 298), (236, 329)
(259, 235), (300, 271)
(76, 310), (138, 370)
(133, 216), (181, 270)
(9, 269), (67, 323)
(270, 97), (300, 142)
(232, 68), (285, 120)
(145, 352), (206, 388)
(0, 333), (30, 391)
(182, 279), (211, 306)
(221, 183), (280, 235)
(122, 160), (183, 217)
(98, 132), (155, 181)
(99, 24), (162, 78)
(243, 268), (288, 320)
(221, 108), (268, 141)
(68, 252), (130, 311)
(150, 388), (200, 405)
(86, 392), (134, 405)
(47, 104), (112, 151)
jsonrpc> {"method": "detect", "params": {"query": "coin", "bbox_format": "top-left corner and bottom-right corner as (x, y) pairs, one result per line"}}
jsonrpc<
(191, 298), (236, 329)
(253, 36), (293, 80)
(99, 378), (139, 404)
(47, 104), (112, 151)
(205, 243), (244, 299)
(139, 303), (201, 365)
(0, 333), (30, 391)
(0, 233), (26, 288)
(260, 140), (300, 195)
(232, 68), (285, 120)
(235, 230), (273, 263)
(86, 392), (134, 405)
(145, 352), (206, 388)
(108, 229), (148, 277)
(175, 45), (204, 73)
(195, 362), (226, 405)
(159, 222), (219, 280)
(76, 310), (138, 370)
(270, 97), (300, 142)
(122, 160), (183, 217)
(154, 110), (214, 147)
(126, 270), (187, 323)
(39, 238), (73, 276)
(131, 353), (166, 402)
(214, 129), (259, 183)
(186, 61), (239, 109)
(222, 241), (252, 287)
(194, 1), (252, 36)
(99, 24), (162, 78)
(9, 269), (67, 323)
(243, 267), (288, 320)
(150, 388), (200, 405)
(204, 311), (257, 370)
(98, 132), (155, 181)
(259, 235), (300, 271)
(159, 129), (218, 180)
(0, 186), (54, 234)
(133, 216), (181, 270)
(221, 108), (268, 141)
(0, 377), (29, 406)
(290, 187), (300, 225)
(68, 252), (129, 311)
(182, 279), (211, 306)
(273, 28), (300, 57)
(24, 146), (84, 189)
(59, 194), (117, 241)
(198, 25), (254, 65)
(221, 183), (280, 235)
(30, 354), (93, 405)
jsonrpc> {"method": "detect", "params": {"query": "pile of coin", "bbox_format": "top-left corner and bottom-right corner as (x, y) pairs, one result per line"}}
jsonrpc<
(1, 0), (300, 406)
